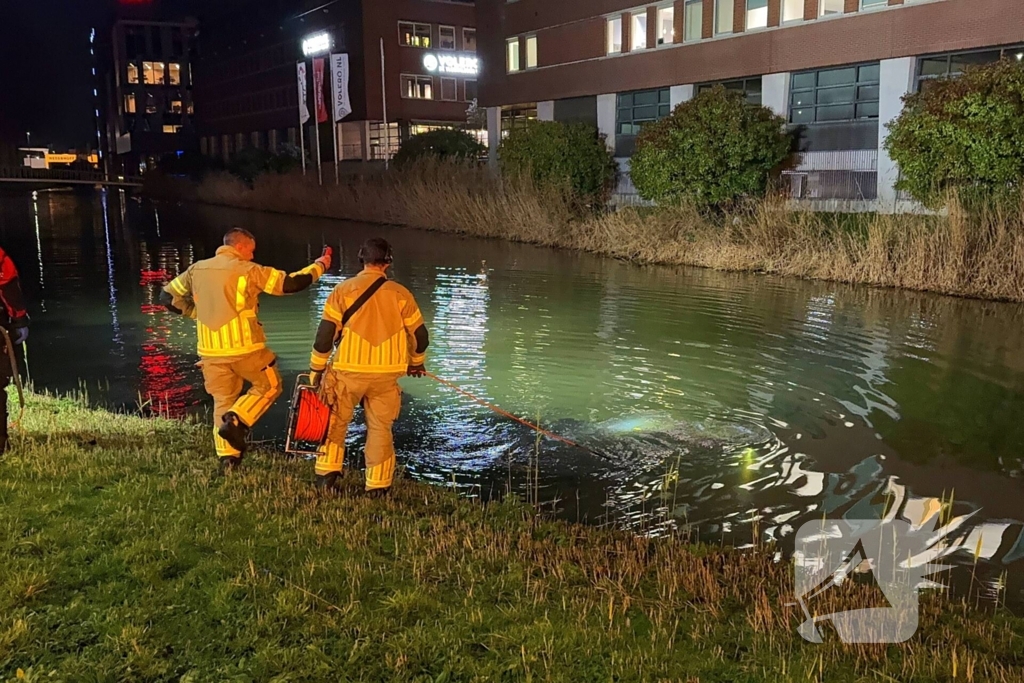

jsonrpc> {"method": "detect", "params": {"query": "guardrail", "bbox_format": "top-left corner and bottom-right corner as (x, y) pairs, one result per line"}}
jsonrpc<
(0, 167), (144, 187)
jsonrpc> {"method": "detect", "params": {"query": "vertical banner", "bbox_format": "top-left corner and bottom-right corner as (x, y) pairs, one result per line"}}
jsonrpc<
(296, 62), (310, 125)
(331, 53), (352, 122)
(313, 57), (328, 124)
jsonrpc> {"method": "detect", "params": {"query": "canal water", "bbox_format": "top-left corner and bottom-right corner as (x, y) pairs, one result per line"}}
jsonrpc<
(2, 188), (1022, 607)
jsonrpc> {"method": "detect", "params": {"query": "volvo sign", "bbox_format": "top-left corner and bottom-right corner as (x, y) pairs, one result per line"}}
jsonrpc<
(423, 53), (479, 76)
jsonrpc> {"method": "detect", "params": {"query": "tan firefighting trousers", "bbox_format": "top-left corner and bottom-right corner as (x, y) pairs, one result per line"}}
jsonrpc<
(201, 348), (283, 457)
(316, 371), (403, 490)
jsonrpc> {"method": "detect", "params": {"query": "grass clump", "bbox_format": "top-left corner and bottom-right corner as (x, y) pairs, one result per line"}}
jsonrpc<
(1, 393), (1022, 681)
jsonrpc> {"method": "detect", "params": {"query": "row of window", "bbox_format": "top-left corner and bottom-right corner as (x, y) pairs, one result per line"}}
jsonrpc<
(401, 75), (478, 102)
(399, 22), (476, 51)
(126, 61), (186, 86)
(602, 0), (929, 58)
(125, 93), (193, 116)
(204, 86), (297, 122)
(124, 25), (193, 61)
(506, 36), (538, 73)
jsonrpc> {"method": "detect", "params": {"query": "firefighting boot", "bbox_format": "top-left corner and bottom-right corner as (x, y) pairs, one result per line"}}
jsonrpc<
(217, 456), (242, 476)
(314, 472), (342, 493)
(218, 412), (250, 454)
(364, 487), (391, 500)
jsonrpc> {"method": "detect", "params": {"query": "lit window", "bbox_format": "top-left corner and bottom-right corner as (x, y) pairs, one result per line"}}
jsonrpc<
(465, 79), (478, 102)
(747, 0), (768, 29)
(440, 77), (457, 101)
(819, 0), (844, 16)
(782, 0), (804, 22)
(439, 26), (456, 50)
(143, 61), (165, 85)
(168, 63), (181, 85)
(162, 125), (182, 134)
(170, 99), (183, 114)
(657, 6), (675, 45)
(187, 101), (194, 115)
(506, 38), (520, 73)
(525, 35), (538, 68)
(631, 12), (648, 50)
(607, 16), (623, 54)
(401, 74), (433, 99)
(715, 0), (733, 35)
(463, 28), (477, 52)
(398, 21), (432, 48)
(124, 94), (136, 114)
(684, 0), (702, 42)
(127, 63), (139, 84)
(145, 93), (157, 114)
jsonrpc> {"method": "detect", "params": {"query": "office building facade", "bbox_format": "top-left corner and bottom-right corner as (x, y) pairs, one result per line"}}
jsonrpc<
(477, 0), (1024, 208)
(194, 0), (479, 164)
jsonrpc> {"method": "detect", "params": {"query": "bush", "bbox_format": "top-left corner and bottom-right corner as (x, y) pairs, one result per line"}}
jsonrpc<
(885, 59), (1024, 207)
(226, 146), (303, 183)
(630, 87), (791, 210)
(499, 120), (618, 210)
(393, 128), (485, 167)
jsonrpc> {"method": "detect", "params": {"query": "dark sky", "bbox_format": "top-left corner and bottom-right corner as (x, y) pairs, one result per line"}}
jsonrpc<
(0, 0), (206, 150)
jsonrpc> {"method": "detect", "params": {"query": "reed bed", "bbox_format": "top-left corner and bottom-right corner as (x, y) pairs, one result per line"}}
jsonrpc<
(153, 161), (1024, 303)
(0, 393), (1021, 681)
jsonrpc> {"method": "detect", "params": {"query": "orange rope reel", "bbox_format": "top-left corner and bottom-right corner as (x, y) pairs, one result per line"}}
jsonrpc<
(285, 375), (331, 455)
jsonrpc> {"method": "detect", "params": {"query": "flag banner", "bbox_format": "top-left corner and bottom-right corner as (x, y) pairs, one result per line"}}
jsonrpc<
(313, 57), (328, 124)
(331, 53), (352, 122)
(297, 62), (310, 125)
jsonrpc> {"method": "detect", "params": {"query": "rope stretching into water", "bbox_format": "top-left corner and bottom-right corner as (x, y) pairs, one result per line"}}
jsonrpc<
(0, 327), (25, 428)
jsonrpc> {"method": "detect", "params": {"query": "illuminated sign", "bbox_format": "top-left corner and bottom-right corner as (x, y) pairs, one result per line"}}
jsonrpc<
(423, 53), (479, 76)
(302, 32), (332, 56)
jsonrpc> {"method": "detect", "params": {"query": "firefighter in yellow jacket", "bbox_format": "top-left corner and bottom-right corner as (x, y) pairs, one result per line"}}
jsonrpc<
(161, 227), (331, 472)
(308, 238), (429, 495)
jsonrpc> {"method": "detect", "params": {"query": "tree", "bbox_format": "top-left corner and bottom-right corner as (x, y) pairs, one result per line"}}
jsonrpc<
(498, 120), (618, 210)
(393, 128), (486, 167)
(629, 87), (791, 210)
(885, 59), (1024, 206)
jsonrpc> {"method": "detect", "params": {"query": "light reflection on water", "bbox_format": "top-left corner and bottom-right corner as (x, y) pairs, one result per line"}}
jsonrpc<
(1, 189), (1022, 609)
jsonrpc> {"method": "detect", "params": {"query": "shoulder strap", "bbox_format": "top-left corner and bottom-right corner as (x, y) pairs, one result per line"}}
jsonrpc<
(341, 277), (387, 328)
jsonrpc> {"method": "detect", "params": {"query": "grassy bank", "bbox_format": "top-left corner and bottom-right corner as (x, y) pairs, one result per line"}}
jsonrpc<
(150, 164), (1024, 303)
(1, 393), (1022, 682)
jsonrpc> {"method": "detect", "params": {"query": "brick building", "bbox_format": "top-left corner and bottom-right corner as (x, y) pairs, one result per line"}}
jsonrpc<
(477, 0), (1024, 209)
(194, 0), (479, 164)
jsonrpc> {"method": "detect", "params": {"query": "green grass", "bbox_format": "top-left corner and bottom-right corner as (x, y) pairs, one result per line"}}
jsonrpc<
(1, 393), (1022, 682)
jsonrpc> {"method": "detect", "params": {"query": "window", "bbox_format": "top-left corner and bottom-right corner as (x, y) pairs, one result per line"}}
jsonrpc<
(168, 63), (181, 86)
(525, 35), (538, 68)
(916, 46), (1024, 91)
(819, 0), (844, 16)
(399, 22), (431, 48)
(187, 101), (194, 115)
(171, 29), (184, 57)
(789, 63), (880, 124)
(463, 28), (477, 51)
(439, 25), (456, 50)
(506, 38), (520, 73)
(401, 74), (433, 99)
(616, 88), (671, 136)
(127, 63), (139, 84)
(861, 0), (887, 7)
(715, 0), (733, 35)
(500, 104), (537, 137)
(657, 6), (675, 45)
(607, 16), (623, 54)
(145, 93), (157, 114)
(369, 122), (400, 160)
(124, 94), (136, 114)
(440, 77), (457, 101)
(684, 0), (702, 42)
(465, 79), (478, 102)
(747, 0), (768, 30)
(162, 125), (182, 134)
(698, 77), (763, 105)
(631, 11), (648, 51)
(143, 61), (165, 85)
(782, 0), (804, 22)
(169, 99), (183, 114)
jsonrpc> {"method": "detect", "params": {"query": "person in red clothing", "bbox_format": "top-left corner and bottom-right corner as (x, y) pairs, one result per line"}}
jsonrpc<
(0, 247), (29, 453)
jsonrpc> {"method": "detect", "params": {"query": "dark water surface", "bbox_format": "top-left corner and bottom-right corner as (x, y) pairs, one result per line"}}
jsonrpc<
(2, 188), (1022, 606)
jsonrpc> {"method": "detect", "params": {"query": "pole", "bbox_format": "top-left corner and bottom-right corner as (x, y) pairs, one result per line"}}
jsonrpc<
(315, 119), (323, 185)
(333, 122), (340, 185)
(299, 123), (306, 175)
(380, 37), (389, 169)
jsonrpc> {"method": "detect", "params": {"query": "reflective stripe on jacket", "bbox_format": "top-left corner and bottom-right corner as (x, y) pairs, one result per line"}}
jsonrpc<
(164, 245), (324, 358)
(312, 270), (425, 374)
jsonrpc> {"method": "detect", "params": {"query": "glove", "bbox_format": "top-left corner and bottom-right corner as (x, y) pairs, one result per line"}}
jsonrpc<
(11, 327), (28, 345)
(407, 364), (426, 378)
(309, 369), (323, 388)
(315, 246), (332, 273)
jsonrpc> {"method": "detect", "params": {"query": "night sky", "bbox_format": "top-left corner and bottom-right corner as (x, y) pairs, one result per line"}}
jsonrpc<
(0, 0), (206, 151)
